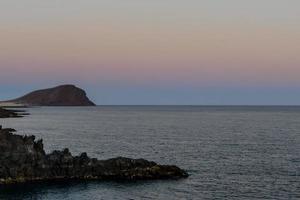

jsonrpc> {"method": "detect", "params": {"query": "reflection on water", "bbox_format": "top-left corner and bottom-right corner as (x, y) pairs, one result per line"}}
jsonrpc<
(0, 180), (190, 200)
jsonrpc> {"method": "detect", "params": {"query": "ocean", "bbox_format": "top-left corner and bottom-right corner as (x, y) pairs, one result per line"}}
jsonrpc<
(0, 106), (300, 199)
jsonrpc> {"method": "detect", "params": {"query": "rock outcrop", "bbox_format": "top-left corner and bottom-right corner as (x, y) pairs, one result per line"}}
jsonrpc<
(0, 127), (188, 184)
(0, 108), (24, 118)
(9, 85), (95, 106)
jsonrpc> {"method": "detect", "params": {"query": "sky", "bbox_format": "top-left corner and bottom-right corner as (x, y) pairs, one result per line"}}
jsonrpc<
(1, 0), (300, 105)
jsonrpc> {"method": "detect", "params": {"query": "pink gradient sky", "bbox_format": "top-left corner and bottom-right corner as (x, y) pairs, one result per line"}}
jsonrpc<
(1, 1), (300, 104)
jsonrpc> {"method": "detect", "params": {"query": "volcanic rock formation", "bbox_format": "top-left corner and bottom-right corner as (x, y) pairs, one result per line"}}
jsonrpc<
(0, 127), (188, 184)
(0, 108), (24, 118)
(8, 85), (95, 106)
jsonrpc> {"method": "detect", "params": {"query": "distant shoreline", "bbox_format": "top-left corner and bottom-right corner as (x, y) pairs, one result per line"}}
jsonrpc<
(0, 102), (26, 108)
(94, 105), (300, 107)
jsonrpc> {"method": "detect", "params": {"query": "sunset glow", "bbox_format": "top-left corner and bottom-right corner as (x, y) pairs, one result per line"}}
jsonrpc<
(1, 0), (300, 104)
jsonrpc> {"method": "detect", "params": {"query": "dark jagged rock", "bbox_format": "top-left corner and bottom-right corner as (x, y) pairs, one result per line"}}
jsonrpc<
(8, 84), (95, 106)
(0, 108), (25, 118)
(0, 127), (188, 184)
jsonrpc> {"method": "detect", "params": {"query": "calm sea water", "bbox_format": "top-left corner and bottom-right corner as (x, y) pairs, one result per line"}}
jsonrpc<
(0, 106), (300, 200)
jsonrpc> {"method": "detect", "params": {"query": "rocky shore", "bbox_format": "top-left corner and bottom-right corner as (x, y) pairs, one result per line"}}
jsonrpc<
(0, 107), (25, 118)
(0, 126), (188, 184)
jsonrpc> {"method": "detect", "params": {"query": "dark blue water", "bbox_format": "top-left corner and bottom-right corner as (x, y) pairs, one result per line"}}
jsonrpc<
(1, 106), (300, 199)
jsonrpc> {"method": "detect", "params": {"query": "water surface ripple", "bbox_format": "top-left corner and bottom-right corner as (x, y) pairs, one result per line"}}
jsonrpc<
(1, 106), (300, 199)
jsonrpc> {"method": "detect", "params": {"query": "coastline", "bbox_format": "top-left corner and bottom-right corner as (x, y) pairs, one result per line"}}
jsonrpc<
(0, 108), (188, 185)
(0, 102), (26, 108)
(0, 107), (26, 118)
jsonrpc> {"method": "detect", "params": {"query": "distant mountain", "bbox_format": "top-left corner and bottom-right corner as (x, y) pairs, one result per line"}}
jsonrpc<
(8, 85), (95, 106)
